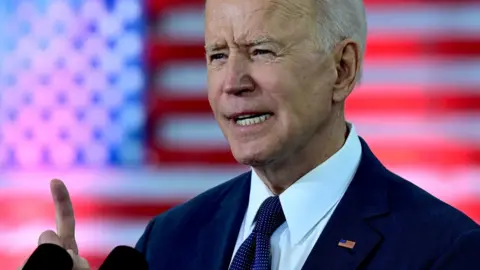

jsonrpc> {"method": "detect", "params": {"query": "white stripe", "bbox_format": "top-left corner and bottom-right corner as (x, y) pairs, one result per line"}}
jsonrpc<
(157, 60), (480, 92)
(0, 167), (245, 200)
(366, 4), (480, 33)
(397, 169), (480, 202)
(160, 115), (480, 147)
(0, 220), (148, 254)
(158, 7), (205, 41)
(353, 115), (480, 143)
(0, 168), (479, 198)
(362, 61), (480, 86)
(155, 61), (206, 93)
(158, 115), (227, 147)
(353, 84), (480, 94)
(157, 5), (480, 41)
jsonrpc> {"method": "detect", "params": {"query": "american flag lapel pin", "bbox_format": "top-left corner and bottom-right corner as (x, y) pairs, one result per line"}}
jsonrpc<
(338, 239), (356, 249)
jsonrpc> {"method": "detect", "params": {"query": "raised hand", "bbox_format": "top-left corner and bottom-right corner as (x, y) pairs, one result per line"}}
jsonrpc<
(25, 179), (90, 269)
(49, 179), (78, 252)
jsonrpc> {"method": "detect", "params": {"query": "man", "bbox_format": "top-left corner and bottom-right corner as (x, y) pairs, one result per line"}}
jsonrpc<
(34, 0), (480, 269)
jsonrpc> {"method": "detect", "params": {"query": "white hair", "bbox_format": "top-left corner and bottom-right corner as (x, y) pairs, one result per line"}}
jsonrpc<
(315, 0), (367, 79)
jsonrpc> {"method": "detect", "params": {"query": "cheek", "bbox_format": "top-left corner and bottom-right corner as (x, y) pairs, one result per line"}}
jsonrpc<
(251, 61), (332, 125)
(251, 66), (306, 130)
(207, 71), (224, 111)
(250, 65), (298, 99)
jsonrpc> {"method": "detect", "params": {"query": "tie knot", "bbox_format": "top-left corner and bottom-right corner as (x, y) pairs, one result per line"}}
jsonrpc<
(253, 196), (285, 236)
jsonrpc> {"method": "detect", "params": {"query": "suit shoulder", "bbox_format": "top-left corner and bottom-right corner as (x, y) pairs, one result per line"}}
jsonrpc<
(385, 170), (478, 234)
(135, 171), (250, 258)
(150, 171), (250, 227)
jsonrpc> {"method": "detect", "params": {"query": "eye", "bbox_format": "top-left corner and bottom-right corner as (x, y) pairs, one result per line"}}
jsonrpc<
(252, 49), (274, 56)
(209, 53), (227, 62)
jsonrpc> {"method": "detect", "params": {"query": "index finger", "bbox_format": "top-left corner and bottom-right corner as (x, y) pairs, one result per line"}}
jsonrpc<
(50, 179), (79, 254)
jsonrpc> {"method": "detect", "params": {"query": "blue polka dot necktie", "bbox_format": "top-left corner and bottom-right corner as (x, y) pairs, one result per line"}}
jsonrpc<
(230, 196), (286, 270)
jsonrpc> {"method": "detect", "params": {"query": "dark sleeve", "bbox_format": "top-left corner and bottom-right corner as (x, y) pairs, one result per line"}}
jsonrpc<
(431, 228), (480, 269)
(135, 218), (157, 255)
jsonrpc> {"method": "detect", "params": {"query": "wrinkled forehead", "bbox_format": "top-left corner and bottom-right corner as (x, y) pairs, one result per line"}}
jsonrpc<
(204, 0), (315, 41)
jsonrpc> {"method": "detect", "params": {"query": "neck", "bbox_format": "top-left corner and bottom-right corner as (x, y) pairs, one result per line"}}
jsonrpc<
(253, 114), (348, 195)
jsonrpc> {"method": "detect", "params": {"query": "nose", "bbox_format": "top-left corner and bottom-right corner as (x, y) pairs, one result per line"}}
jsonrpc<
(223, 54), (255, 96)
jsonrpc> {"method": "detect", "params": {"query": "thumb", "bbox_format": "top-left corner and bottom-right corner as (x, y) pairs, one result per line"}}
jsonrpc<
(20, 231), (62, 270)
(38, 230), (62, 246)
(67, 249), (90, 270)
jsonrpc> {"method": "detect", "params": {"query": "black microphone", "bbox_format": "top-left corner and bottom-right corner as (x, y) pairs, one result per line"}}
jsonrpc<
(98, 245), (148, 270)
(22, 243), (73, 270)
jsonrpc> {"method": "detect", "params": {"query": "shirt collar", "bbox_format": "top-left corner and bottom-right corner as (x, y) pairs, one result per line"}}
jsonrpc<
(246, 123), (362, 245)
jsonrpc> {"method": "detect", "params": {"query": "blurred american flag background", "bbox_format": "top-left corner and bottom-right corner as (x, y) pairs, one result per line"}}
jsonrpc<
(0, 0), (479, 268)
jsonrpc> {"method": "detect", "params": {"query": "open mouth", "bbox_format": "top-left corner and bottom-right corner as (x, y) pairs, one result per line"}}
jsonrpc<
(233, 113), (273, 126)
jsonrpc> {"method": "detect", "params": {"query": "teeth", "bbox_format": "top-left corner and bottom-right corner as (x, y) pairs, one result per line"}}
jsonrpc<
(236, 114), (271, 126)
(236, 114), (256, 120)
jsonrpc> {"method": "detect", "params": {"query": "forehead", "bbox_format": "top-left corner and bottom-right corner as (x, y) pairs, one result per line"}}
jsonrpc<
(204, 0), (314, 42)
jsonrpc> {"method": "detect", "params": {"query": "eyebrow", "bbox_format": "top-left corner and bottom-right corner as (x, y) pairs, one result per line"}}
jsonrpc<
(204, 35), (279, 53)
(204, 43), (225, 53)
(248, 36), (277, 46)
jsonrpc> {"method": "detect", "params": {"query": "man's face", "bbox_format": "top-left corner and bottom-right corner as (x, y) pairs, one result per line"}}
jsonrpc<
(205, 0), (338, 166)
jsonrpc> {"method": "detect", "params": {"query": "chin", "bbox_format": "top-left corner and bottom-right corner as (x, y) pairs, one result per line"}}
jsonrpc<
(230, 143), (273, 167)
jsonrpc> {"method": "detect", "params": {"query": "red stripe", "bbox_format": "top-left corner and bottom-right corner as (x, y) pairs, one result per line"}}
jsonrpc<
(364, 0), (479, 5)
(146, 89), (480, 117)
(2, 201), (479, 269)
(145, 0), (203, 18)
(145, 36), (480, 68)
(144, 0), (479, 18)
(372, 141), (480, 168)
(451, 199), (480, 222)
(146, 41), (203, 67)
(0, 197), (183, 226)
(346, 91), (480, 114)
(146, 141), (480, 167)
(366, 34), (480, 60)
(4, 190), (475, 224)
(147, 146), (236, 165)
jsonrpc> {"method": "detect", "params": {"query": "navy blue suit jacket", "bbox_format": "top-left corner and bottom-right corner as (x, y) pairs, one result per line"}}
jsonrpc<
(136, 138), (480, 269)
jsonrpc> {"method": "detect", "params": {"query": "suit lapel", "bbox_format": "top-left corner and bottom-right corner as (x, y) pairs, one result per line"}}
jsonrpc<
(301, 217), (383, 270)
(302, 138), (390, 270)
(197, 172), (251, 270)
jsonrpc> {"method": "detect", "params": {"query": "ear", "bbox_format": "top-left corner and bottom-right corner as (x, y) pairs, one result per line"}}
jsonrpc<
(331, 39), (361, 103)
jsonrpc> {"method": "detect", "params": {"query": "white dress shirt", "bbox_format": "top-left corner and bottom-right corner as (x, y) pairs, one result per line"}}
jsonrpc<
(230, 124), (362, 270)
